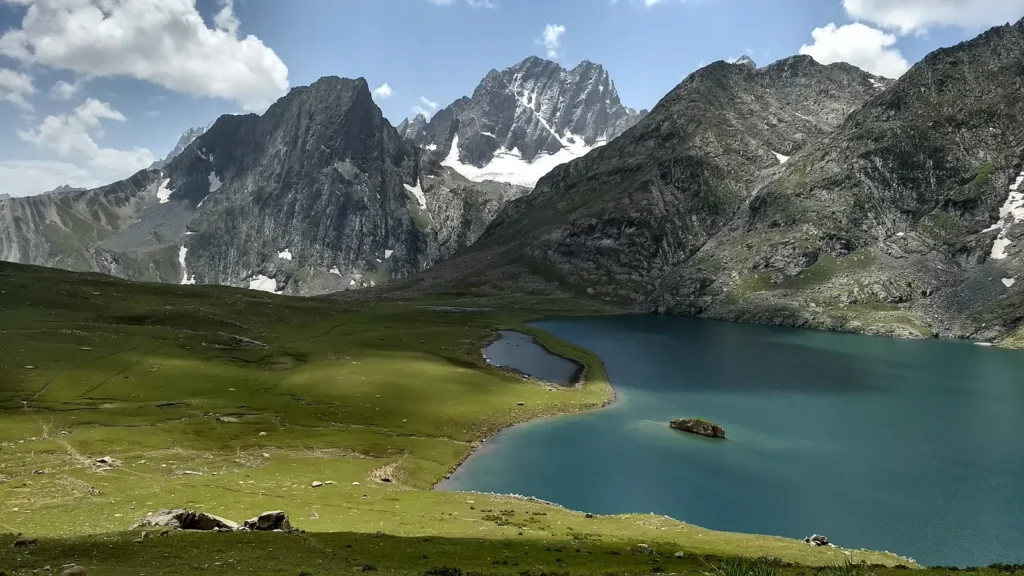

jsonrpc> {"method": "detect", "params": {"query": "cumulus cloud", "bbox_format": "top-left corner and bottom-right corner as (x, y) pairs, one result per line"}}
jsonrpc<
(373, 83), (393, 99)
(843, 0), (1024, 34)
(0, 68), (35, 109)
(0, 0), (289, 112)
(412, 96), (439, 118)
(18, 98), (155, 175)
(800, 22), (910, 78)
(539, 24), (566, 59)
(49, 79), (79, 100)
(0, 159), (101, 197)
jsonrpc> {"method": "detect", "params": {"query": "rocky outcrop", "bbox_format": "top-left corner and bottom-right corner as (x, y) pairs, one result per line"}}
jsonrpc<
(132, 509), (239, 532)
(670, 418), (726, 439)
(405, 56), (646, 188)
(409, 20), (1024, 345)
(242, 511), (293, 532)
(805, 534), (833, 547)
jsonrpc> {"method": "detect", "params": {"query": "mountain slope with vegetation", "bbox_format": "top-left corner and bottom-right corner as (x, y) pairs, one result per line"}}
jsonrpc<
(408, 20), (1024, 345)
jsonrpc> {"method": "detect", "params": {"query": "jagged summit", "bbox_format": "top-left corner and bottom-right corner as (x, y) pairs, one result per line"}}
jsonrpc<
(733, 55), (757, 68)
(404, 56), (646, 188)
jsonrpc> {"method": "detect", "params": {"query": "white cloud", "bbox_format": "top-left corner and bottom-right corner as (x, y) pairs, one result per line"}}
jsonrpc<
(412, 96), (439, 118)
(18, 98), (155, 174)
(800, 22), (910, 78)
(0, 0), (289, 112)
(0, 159), (99, 197)
(539, 24), (566, 59)
(49, 79), (79, 100)
(0, 67), (35, 109)
(843, 0), (1024, 34)
(373, 83), (393, 99)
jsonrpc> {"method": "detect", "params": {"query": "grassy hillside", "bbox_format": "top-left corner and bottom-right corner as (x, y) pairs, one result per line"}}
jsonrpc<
(0, 262), (916, 574)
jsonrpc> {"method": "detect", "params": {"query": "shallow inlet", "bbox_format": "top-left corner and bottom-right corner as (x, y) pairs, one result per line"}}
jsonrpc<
(481, 330), (582, 385)
(444, 315), (1024, 567)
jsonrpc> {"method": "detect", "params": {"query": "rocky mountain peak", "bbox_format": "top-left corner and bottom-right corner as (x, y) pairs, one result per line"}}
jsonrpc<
(733, 55), (757, 68)
(408, 56), (646, 188)
(397, 113), (428, 140)
(150, 122), (213, 170)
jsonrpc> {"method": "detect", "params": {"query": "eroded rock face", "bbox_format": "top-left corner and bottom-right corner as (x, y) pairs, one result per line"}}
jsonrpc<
(0, 77), (526, 296)
(670, 419), (726, 439)
(132, 509), (239, 532)
(242, 511), (293, 532)
(416, 20), (1024, 344)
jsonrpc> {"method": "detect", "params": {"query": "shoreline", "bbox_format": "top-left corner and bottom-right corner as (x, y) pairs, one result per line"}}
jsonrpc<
(433, 326), (618, 490)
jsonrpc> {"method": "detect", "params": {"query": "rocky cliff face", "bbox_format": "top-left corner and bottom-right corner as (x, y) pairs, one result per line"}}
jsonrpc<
(150, 124), (211, 170)
(402, 57), (646, 188)
(0, 77), (527, 295)
(411, 29), (1024, 345)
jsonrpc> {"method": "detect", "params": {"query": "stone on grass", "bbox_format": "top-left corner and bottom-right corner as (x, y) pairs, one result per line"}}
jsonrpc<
(60, 567), (87, 576)
(636, 543), (655, 555)
(132, 509), (239, 532)
(94, 456), (120, 467)
(674, 551), (686, 559)
(805, 534), (831, 547)
(243, 511), (293, 532)
(311, 481), (324, 488)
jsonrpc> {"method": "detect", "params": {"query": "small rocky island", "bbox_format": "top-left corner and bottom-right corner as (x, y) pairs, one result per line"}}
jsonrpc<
(670, 418), (726, 439)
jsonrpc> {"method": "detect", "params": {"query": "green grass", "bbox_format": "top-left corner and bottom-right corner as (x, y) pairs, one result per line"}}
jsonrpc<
(0, 261), (917, 574)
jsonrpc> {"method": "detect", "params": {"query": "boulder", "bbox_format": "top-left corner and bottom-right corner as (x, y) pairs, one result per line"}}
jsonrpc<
(12, 537), (37, 548)
(805, 534), (830, 547)
(94, 456), (120, 467)
(60, 567), (87, 576)
(132, 509), (239, 532)
(636, 543), (655, 555)
(673, 552), (686, 559)
(669, 418), (726, 439)
(243, 511), (293, 532)
(311, 481), (324, 488)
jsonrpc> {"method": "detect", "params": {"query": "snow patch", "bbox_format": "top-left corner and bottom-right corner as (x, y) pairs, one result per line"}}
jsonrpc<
(156, 178), (173, 204)
(208, 171), (222, 192)
(178, 246), (195, 285)
(425, 143), (438, 152)
(404, 180), (428, 210)
(772, 151), (790, 164)
(442, 134), (604, 189)
(870, 78), (886, 89)
(481, 131), (496, 138)
(278, 249), (292, 261)
(988, 168), (1024, 260)
(385, 249), (394, 259)
(248, 275), (282, 294)
(329, 267), (341, 276)
(1003, 278), (1017, 288)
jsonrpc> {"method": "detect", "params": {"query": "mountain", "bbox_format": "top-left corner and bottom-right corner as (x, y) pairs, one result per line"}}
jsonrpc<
(396, 114), (428, 140)
(149, 123), (211, 170)
(45, 184), (86, 195)
(0, 77), (527, 294)
(400, 57), (647, 188)
(408, 41), (1024, 341)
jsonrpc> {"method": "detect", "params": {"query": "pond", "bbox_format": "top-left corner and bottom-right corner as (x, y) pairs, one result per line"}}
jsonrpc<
(481, 330), (581, 385)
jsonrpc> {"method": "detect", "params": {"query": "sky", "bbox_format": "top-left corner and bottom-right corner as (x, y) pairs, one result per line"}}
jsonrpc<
(0, 0), (1022, 197)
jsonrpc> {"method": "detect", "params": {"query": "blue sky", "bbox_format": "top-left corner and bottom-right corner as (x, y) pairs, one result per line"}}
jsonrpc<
(0, 0), (1021, 196)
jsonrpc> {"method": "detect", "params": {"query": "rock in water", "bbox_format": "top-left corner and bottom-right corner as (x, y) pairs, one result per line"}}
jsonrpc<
(132, 509), (238, 532)
(669, 418), (726, 439)
(242, 511), (293, 532)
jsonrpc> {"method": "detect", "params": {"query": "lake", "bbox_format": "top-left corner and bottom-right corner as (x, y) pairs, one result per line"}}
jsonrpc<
(482, 330), (581, 385)
(439, 315), (1024, 567)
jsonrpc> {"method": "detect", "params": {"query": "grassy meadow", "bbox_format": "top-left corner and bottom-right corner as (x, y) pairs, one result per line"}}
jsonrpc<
(0, 262), (929, 574)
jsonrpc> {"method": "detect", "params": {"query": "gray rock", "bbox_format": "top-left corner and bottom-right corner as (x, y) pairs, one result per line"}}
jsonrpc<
(132, 509), (238, 532)
(60, 567), (87, 576)
(243, 510), (293, 532)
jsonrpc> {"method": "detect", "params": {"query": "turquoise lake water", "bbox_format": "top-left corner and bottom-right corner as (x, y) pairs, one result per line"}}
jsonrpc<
(439, 315), (1024, 567)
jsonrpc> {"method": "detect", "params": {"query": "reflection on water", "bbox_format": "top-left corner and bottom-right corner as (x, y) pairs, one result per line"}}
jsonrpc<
(482, 330), (580, 385)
